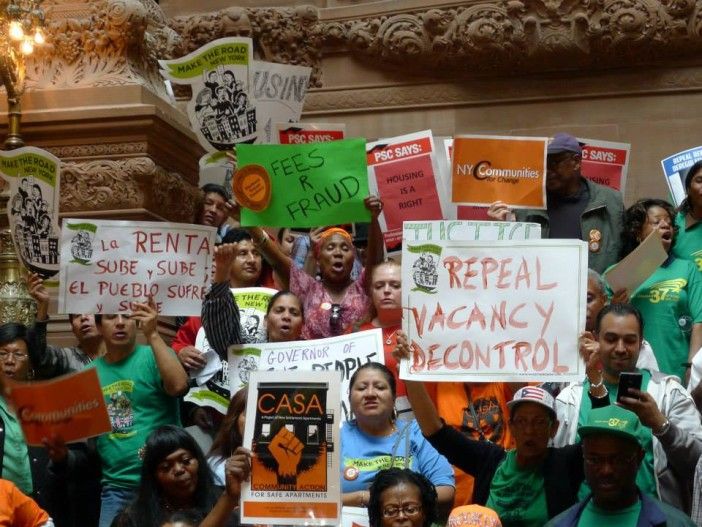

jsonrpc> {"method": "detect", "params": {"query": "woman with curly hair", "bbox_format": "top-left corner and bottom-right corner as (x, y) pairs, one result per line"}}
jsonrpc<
(608, 198), (702, 382)
(367, 468), (437, 527)
(112, 425), (250, 527)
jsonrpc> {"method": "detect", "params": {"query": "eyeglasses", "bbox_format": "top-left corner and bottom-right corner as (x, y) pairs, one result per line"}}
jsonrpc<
(583, 452), (638, 469)
(0, 350), (28, 361)
(382, 504), (422, 518)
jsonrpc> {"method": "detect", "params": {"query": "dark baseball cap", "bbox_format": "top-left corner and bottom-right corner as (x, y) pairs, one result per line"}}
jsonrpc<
(547, 133), (583, 156)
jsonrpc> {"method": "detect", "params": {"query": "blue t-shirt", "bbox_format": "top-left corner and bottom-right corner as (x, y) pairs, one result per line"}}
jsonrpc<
(340, 419), (455, 492)
(93, 345), (181, 489)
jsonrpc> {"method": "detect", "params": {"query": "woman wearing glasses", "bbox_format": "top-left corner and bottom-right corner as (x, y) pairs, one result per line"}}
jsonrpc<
(341, 362), (455, 515)
(367, 468), (436, 527)
(394, 333), (602, 527)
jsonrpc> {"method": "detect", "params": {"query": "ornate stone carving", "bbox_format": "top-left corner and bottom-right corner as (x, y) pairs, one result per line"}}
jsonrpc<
(46, 142), (149, 160)
(25, 0), (181, 95)
(60, 157), (198, 222)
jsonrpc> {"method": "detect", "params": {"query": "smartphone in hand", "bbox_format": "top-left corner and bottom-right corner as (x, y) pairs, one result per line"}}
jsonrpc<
(616, 372), (643, 403)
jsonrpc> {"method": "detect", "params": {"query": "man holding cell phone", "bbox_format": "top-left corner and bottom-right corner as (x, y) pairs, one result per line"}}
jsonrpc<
(553, 303), (702, 515)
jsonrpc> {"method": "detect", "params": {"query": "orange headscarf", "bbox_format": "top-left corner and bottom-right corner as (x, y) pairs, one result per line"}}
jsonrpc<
(313, 227), (354, 258)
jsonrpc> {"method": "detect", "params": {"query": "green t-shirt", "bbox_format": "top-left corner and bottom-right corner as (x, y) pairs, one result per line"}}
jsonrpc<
(673, 212), (702, 275)
(0, 396), (32, 495)
(607, 257), (702, 380)
(486, 450), (548, 527)
(577, 498), (641, 526)
(577, 370), (657, 499)
(93, 344), (181, 489)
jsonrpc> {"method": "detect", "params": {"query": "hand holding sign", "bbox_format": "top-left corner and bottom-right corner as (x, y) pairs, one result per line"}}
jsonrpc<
(132, 296), (159, 338)
(225, 446), (252, 499)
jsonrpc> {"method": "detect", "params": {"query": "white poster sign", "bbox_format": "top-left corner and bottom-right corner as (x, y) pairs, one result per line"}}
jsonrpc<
(58, 219), (215, 316)
(400, 238), (587, 382)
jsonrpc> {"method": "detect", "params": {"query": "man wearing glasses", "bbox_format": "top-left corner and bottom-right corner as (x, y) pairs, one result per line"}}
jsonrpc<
(488, 132), (625, 273)
(554, 303), (702, 513)
(546, 405), (695, 526)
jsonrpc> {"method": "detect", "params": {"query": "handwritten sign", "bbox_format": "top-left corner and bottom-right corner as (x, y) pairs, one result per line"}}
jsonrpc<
(159, 37), (256, 150)
(253, 62), (311, 144)
(581, 138), (630, 194)
(58, 219), (216, 316)
(0, 146), (61, 278)
(661, 146), (702, 207)
(8, 369), (111, 446)
(403, 220), (541, 243)
(400, 239), (587, 382)
(276, 123), (346, 144)
(229, 329), (384, 421)
(237, 138), (371, 227)
(452, 135), (547, 209)
(367, 131), (447, 253)
(241, 369), (340, 525)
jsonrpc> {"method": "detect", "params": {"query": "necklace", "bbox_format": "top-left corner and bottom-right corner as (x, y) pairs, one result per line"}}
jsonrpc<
(382, 326), (397, 345)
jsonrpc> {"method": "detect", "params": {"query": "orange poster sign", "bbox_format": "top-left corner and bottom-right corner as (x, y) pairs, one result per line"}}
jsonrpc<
(7, 368), (111, 446)
(451, 135), (547, 209)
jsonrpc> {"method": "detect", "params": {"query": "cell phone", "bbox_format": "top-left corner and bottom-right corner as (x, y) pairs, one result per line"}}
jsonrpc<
(616, 372), (643, 403)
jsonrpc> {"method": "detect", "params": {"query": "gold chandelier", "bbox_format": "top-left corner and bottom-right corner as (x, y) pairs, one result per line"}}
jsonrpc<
(1, 0), (45, 150)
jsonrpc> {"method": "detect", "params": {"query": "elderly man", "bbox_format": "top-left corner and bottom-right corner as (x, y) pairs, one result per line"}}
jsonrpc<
(489, 133), (625, 273)
(546, 405), (695, 526)
(554, 303), (702, 512)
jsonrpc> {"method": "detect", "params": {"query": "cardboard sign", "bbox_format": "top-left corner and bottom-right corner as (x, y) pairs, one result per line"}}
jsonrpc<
(580, 138), (630, 194)
(403, 220), (542, 243)
(400, 238), (587, 382)
(159, 37), (257, 150)
(661, 146), (702, 207)
(198, 151), (234, 193)
(241, 370), (340, 525)
(452, 135), (547, 209)
(0, 147), (61, 278)
(276, 123), (346, 144)
(8, 369), (111, 446)
(58, 220), (216, 316)
(367, 131), (447, 253)
(253, 61), (311, 144)
(237, 138), (371, 227)
(604, 230), (667, 294)
(229, 329), (384, 421)
(185, 287), (278, 414)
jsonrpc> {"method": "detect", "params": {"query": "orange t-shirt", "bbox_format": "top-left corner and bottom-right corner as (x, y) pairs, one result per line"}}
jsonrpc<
(0, 479), (50, 527)
(430, 382), (516, 505)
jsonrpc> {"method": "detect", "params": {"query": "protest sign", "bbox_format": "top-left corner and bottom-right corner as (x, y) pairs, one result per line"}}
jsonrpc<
(452, 135), (547, 209)
(237, 138), (371, 227)
(367, 131), (447, 253)
(342, 507), (369, 527)
(437, 138), (491, 220)
(159, 37), (256, 150)
(580, 138), (630, 194)
(604, 230), (667, 294)
(58, 220), (216, 316)
(185, 287), (277, 414)
(8, 369), (111, 446)
(229, 329), (384, 421)
(198, 151), (234, 192)
(400, 238), (587, 382)
(253, 62), (311, 144)
(661, 146), (702, 206)
(276, 123), (346, 144)
(241, 369), (340, 525)
(0, 147), (61, 278)
(403, 220), (541, 243)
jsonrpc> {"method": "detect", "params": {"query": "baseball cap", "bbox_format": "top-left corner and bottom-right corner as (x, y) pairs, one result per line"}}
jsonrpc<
(547, 133), (583, 155)
(578, 405), (642, 445)
(506, 386), (556, 417)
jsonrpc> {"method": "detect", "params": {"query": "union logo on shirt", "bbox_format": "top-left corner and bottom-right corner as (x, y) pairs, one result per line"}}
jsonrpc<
(639, 278), (687, 304)
(692, 249), (702, 272)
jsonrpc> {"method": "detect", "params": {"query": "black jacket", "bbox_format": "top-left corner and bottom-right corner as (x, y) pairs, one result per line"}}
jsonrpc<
(427, 424), (584, 519)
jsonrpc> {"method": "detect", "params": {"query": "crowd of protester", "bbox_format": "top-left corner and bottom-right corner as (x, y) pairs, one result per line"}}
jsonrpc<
(1, 132), (702, 526)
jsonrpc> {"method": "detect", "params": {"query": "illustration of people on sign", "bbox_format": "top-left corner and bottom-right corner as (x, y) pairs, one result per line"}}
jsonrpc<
(193, 67), (256, 149)
(10, 176), (59, 267)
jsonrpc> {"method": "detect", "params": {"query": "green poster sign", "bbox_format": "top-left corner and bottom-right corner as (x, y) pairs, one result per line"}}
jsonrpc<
(238, 138), (371, 228)
(161, 41), (250, 80)
(0, 152), (57, 186)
